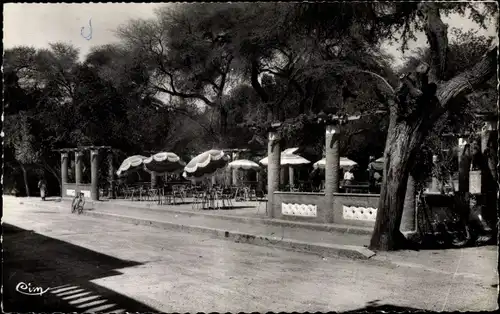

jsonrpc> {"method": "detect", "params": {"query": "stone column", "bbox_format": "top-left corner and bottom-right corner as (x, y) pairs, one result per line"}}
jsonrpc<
(107, 152), (116, 199)
(325, 124), (340, 223)
(430, 155), (439, 192)
(232, 168), (238, 186)
(280, 167), (286, 187)
(457, 138), (470, 193)
(289, 166), (295, 189)
(61, 152), (69, 196)
(75, 151), (84, 185)
(401, 175), (417, 232)
(232, 152), (239, 186)
(90, 149), (99, 201)
(267, 131), (281, 218)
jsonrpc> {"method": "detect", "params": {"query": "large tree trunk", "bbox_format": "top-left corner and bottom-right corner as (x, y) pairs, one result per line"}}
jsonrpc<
(20, 164), (30, 196)
(369, 3), (497, 251)
(369, 118), (425, 250)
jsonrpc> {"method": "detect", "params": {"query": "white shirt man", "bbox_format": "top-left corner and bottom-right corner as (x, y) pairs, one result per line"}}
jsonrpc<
(343, 170), (355, 182)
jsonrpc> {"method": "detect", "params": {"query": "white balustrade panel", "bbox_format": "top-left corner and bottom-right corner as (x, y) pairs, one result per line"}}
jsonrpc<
(66, 189), (75, 196)
(282, 203), (317, 217)
(343, 206), (377, 221)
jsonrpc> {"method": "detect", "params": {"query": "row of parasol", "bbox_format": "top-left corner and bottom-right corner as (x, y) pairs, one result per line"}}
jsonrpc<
(116, 149), (384, 181)
(116, 150), (234, 181)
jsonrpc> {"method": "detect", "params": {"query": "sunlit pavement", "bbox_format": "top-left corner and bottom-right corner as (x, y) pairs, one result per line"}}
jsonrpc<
(3, 196), (498, 312)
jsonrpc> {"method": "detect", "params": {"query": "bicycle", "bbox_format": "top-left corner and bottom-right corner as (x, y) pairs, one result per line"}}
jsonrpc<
(71, 192), (85, 214)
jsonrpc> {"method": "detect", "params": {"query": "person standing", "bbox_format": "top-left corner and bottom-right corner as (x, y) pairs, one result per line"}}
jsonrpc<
(38, 177), (47, 201)
(343, 168), (355, 185)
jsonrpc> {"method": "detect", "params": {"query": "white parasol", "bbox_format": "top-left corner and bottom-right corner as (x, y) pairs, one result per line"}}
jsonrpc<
(313, 157), (358, 169)
(228, 159), (261, 170)
(259, 148), (310, 166)
(143, 152), (185, 174)
(183, 149), (230, 180)
(116, 155), (147, 176)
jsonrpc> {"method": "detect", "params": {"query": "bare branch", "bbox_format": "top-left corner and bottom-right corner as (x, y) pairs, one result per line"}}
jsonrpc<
(356, 70), (396, 95)
(158, 87), (214, 107)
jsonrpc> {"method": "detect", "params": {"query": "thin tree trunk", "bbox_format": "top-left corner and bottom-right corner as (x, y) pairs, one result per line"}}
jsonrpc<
(20, 164), (30, 196)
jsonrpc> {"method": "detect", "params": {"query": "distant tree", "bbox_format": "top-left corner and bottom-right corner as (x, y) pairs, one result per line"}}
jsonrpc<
(4, 113), (41, 195)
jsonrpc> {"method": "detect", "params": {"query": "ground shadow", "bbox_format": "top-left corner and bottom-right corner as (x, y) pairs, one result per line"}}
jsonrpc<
(2, 223), (159, 313)
(340, 300), (430, 313)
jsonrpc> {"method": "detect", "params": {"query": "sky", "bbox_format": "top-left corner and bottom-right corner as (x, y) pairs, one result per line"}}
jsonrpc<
(3, 3), (498, 68)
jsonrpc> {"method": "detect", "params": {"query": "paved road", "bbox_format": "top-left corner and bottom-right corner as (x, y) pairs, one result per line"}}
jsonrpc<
(3, 198), (498, 312)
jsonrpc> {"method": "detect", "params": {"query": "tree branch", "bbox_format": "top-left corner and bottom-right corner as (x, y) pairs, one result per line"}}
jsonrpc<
(347, 69), (396, 95)
(147, 36), (216, 108)
(437, 45), (497, 107)
(156, 83), (214, 107)
(419, 2), (449, 82)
